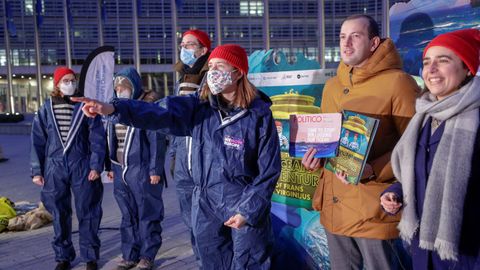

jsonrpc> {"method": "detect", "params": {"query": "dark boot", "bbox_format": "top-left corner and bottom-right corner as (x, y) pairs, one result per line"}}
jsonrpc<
(137, 258), (154, 270)
(116, 259), (137, 270)
(54, 261), (71, 270)
(86, 261), (98, 270)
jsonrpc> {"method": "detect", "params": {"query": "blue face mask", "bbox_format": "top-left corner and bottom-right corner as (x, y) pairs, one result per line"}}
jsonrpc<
(180, 48), (198, 66)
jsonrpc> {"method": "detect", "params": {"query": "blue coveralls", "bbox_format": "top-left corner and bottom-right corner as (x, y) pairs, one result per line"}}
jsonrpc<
(109, 91), (281, 269)
(168, 70), (210, 259)
(108, 67), (167, 262)
(168, 67), (207, 257)
(31, 99), (105, 262)
(168, 135), (196, 251)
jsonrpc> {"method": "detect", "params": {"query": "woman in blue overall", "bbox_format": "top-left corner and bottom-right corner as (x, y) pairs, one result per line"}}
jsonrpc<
(381, 29), (480, 269)
(31, 67), (105, 270)
(74, 44), (281, 270)
(105, 67), (166, 270)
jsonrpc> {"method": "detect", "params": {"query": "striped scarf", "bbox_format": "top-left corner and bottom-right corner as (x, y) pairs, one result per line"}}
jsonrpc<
(52, 97), (74, 144)
(115, 124), (128, 165)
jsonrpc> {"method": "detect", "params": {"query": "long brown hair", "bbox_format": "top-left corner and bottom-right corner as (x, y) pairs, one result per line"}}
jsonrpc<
(200, 73), (257, 109)
(50, 86), (62, 97)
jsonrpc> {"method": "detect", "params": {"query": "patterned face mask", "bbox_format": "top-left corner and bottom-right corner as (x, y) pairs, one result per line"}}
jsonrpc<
(206, 69), (233, 95)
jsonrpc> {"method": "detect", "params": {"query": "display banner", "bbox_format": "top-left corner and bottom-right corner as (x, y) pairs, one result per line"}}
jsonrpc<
(248, 49), (335, 269)
(78, 46), (115, 103)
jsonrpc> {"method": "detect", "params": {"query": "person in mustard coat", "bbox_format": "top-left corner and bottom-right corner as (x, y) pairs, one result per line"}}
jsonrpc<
(302, 14), (419, 269)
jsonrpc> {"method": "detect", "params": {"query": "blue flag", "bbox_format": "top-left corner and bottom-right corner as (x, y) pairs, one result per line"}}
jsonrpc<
(35, 0), (43, 28)
(5, 0), (17, 37)
(100, 0), (107, 24)
(175, 0), (183, 11)
(136, 0), (141, 17)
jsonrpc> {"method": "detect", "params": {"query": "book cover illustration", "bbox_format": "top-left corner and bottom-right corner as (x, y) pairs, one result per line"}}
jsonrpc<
(324, 110), (379, 185)
(275, 120), (290, 152)
(289, 113), (342, 158)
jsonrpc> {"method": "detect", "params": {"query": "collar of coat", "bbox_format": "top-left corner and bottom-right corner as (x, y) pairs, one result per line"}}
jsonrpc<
(202, 89), (273, 118)
(337, 38), (403, 87)
(174, 52), (210, 74)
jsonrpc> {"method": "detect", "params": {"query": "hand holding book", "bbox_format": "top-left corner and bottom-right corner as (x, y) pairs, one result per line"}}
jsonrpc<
(294, 110), (379, 185)
(324, 110), (379, 185)
(301, 148), (326, 172)
(334, 163), (374, 184)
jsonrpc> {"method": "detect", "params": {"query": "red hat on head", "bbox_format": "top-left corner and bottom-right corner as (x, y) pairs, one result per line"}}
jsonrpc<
(54, 67), (75, 87)
(423, 29), (480, 75)
(183, 29), (211, 51)
(208, 44), (249, 74)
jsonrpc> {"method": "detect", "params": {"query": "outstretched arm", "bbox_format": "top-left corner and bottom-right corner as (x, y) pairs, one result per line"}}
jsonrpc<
(72, 96), (198, 136)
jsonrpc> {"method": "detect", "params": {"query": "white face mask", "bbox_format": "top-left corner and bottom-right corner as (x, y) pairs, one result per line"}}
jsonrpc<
(117, 90), (132, 99)
(59, 81), (76, 96)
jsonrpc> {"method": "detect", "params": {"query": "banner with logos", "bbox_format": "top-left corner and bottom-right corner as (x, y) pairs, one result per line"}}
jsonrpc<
(248, 50), (335, 269)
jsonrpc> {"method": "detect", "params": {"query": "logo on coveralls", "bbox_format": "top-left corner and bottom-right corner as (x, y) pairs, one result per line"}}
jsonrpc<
(223, 135), (244, 150)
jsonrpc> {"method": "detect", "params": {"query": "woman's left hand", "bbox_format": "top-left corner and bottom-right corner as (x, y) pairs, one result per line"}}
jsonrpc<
(107, 171), (114, 181)
(224, 214), (247, 229)
(88, 170), (100, 181)
(380, 192), (402, 214)
(150, 175), (161, 185)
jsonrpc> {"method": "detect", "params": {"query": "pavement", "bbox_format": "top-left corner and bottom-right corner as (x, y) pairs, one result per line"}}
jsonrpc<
(0, 134), (198, 270)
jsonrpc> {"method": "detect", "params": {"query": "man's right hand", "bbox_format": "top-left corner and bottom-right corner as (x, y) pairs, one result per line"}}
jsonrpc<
(301, 148), (324, 172)
(32, 176), (44, 186)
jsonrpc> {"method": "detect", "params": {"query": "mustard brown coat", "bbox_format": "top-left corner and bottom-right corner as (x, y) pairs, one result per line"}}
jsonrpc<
(312, 38), (419, 240)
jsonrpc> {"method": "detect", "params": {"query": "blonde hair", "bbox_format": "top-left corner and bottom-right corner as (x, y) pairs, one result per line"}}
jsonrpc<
(114, 76), (133, 90)
(200, 73), (257, 109)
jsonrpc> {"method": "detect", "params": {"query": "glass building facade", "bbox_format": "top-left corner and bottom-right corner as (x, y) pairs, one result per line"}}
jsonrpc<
(0, 0), (399, 113)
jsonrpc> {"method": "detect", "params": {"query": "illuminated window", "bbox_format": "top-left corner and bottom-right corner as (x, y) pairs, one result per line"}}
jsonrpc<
(24, 0), (34, 15)
(240, 1), (264, 16)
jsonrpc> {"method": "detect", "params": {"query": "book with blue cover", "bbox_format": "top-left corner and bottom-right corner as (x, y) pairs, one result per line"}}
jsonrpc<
(289, 113), (342, 158)
(324, 110), (379, 185)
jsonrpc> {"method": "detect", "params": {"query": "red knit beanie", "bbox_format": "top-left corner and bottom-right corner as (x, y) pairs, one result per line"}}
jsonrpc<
(54, 67), (75, 87)
(423, 29), (480, 75)
(208, 44), (249, 74)
(183, 29), (211, 51)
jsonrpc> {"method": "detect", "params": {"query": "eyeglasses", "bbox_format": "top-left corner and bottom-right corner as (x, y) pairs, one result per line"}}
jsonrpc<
(179, 42), (201, 50)
(62, 79), (76, 84)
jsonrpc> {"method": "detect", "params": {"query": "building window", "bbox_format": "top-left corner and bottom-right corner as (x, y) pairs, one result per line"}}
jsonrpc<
(24, 0), (34, 15)
(240, 1), (264, 16)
